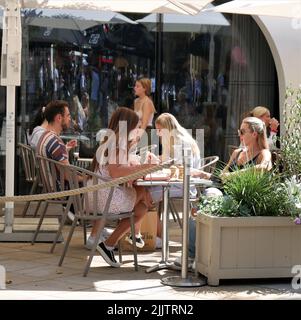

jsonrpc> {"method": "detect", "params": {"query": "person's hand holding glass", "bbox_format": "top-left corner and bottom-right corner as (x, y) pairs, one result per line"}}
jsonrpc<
(67, 139), (79, 160)
(144, 151), (160, 164)
(66, 139), (78, 152)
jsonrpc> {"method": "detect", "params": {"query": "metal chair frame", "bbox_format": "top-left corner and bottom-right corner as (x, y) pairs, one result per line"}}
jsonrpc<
(32, 155), (74, 244)
(167, 155), (220, 227)
(55, 163), (139, 277)
(18, 143), (43, 217)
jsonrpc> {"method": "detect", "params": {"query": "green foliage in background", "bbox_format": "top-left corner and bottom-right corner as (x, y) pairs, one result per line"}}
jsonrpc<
(279, 87), (301, 178)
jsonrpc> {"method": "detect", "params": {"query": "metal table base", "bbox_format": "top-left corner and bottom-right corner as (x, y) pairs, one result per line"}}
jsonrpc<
(161, 275), (207, 287)
(135, 176), (212, 278)
(146, 261), (179, 273)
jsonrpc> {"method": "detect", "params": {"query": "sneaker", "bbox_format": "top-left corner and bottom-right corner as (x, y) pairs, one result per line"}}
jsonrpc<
(65, 211), (79, 226)
(98, 242), (121, 268)
(67, 210), (75, 221)
(156, 237), (162, 249)
(174, 256), (195, 270)
(125, 233), (145, 249)
(85, 236), (100, 251)
(85, 229), (112, 250)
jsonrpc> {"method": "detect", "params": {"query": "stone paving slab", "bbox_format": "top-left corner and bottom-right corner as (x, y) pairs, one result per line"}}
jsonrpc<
(0, 208), (301, 300)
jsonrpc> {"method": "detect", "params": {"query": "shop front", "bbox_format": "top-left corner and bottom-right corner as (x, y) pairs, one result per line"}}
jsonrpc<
(0, 3), (280, 196)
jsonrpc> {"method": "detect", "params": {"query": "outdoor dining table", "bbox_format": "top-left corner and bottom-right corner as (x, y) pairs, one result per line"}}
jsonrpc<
(135, 177), (213, 274)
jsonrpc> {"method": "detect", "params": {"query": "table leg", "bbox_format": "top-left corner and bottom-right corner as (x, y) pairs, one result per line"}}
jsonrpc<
(161, 149), (206, 287)
(146, 186), (178, 273)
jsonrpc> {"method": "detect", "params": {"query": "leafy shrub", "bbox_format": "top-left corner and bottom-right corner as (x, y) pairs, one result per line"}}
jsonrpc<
(199, 168), (296, 217)
(199, 195), (240, 217)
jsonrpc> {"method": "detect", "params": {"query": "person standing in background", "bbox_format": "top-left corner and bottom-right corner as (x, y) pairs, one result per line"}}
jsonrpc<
(88, 61), (101, 131)
(249, 106), (279, 150)
(134, 77), (156, 144)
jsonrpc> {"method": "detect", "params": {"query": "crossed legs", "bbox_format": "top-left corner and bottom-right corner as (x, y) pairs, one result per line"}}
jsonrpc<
(90, 186), (151, 247)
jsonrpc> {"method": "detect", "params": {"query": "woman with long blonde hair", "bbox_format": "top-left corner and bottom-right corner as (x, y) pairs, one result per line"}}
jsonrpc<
(149, 113), (201, 248)
(155, 113), (200, 168)
(222, 116), (272, 174)
(197, 116), (272, 180)
(184, 117), (272, 268)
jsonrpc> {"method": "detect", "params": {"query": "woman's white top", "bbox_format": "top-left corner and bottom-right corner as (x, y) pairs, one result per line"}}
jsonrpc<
(29, 126), (46, 149)
(134, 96), (155, 127)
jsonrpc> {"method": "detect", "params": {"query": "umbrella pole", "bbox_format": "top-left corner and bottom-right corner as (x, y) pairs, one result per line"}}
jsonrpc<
(1, 0), (22, 233)
(4, 85), (16, 233)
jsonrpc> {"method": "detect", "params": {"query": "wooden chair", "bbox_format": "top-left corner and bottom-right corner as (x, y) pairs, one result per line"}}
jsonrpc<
(53, 162), (164, 277)
(18, 143), (43, 217)
(53, 164), (139, 276)
(32, 155), (74, 244)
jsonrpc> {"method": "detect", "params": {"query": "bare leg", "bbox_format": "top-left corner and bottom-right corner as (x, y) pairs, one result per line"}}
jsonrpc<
(90, 186), (150, 242)
(90, 220), (100, 238)
(105, 201), (148, 247)
(132, 186), (153, 234)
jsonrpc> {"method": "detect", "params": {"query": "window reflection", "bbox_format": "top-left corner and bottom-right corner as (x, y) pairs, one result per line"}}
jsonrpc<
(12, 7), (278, 195)
(160, 14), (278, 161)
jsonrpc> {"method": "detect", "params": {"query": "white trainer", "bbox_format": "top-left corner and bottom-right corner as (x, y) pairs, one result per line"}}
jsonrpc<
(125, 233), (145, 249)
(85, 229), (112, 250)
(66, 211), (80, 226)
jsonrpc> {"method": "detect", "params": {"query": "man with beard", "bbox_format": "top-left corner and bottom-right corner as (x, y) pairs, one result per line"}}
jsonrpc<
(37, 100), (77, 223)
(37, 100), (73, 164)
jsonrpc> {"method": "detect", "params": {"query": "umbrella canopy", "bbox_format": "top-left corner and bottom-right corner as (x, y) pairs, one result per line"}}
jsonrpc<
(0, 0), (213, 15)
(106, 24), (155, 57)
(137, 3), (229, 32)
(23, 9), (136, 31)
(28, 26), (88, 47)
(204, 0), (301, 19)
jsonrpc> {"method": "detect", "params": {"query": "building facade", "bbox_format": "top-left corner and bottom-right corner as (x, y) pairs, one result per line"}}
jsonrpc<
(0, 2), (300, 195)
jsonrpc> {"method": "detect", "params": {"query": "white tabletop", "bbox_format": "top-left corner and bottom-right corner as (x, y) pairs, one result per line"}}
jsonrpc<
(135, 178), (213, 187)
(77, 157), (93, 163)
(60, 134), (90, 141)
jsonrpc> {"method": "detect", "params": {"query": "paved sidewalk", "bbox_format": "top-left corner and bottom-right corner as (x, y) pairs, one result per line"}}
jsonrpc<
(0, 203), (300, 300)
(0, 225), (300, 300)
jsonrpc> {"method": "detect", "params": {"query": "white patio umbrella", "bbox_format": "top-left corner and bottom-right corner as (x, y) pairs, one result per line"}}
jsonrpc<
(24, 9), (137, 31)
(0, 1), (213, 237)
(204, 0), (301, 19)
(137, 4), (229, 32)
(0, 0), (213, 15)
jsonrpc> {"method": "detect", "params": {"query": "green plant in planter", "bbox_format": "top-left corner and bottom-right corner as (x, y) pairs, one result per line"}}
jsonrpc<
(199, 194), (240, 217)
(283, 175), (301, 223)
(279, 86), (301, 178)
(198, 167), (297, 218)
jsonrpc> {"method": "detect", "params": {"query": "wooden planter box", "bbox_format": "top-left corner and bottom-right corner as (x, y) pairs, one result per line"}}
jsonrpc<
(195, 213), (301, 286)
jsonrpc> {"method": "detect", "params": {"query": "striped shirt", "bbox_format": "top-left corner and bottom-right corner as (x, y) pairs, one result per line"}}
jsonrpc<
(37, 130), (68, 162)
